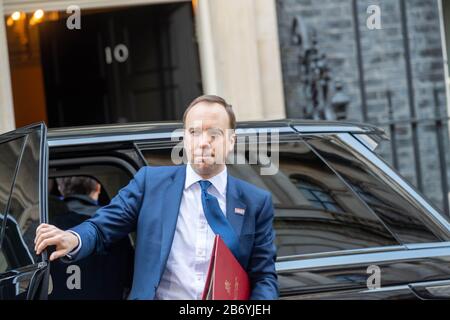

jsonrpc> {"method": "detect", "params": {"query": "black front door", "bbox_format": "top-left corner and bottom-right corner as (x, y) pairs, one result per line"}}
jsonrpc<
(39, 3), (202, 128)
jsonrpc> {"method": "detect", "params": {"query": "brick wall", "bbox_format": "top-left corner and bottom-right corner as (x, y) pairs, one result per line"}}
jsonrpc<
(276, 0), (450, 212)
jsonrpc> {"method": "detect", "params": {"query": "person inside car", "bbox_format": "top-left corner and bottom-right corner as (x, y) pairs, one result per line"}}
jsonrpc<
(56, 177), (102, 217)
(47, 177), (134, 300)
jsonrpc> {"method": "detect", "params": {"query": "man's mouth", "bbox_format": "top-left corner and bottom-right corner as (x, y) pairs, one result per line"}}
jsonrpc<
(194, 151), (213, 157)
(194, 152), (214, 163)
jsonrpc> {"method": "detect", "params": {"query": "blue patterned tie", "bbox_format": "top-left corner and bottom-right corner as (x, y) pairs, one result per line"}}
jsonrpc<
(198, 180), (241, 260)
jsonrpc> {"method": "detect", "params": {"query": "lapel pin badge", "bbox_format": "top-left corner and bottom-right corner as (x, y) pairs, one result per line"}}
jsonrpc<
(234, 208), (245, 215)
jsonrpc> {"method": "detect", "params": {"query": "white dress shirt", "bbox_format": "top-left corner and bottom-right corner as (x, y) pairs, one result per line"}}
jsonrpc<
(154, 164), (227, 300)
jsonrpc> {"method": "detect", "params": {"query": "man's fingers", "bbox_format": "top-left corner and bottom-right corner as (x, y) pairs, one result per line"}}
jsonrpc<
(35, 223), (48, 234)
(35, 224), (55, 243)
(36, 223), (52, 235)
(36, 236), (60, 255)
(35, 228), (58, 251)
(50, 249), (68, 261)
(34, 225), (75, 258)
(34, 230), (58, 252)
(35, 230), (51, 252)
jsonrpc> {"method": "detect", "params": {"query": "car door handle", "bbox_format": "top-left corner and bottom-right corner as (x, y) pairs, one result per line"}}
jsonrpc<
(409, 280), (450, 299)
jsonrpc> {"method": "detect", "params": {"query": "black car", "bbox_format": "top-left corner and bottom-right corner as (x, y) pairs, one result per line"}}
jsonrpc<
(1, 120), (450, 300)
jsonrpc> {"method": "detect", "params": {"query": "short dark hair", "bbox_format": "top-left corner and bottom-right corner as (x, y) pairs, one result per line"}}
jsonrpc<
(56, 176), (99, 197)
(182, 95), (236, 130)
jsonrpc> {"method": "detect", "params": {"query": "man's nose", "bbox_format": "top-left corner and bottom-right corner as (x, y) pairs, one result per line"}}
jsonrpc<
(198, 132), (212, 147)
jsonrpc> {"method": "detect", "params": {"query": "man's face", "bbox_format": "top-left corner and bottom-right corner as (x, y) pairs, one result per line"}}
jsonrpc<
(184, 102), (235, 178)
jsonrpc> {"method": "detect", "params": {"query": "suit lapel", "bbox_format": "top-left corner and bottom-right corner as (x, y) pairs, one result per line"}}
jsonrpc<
(159, 165), (186, 274)
(226, 175), (247, 238)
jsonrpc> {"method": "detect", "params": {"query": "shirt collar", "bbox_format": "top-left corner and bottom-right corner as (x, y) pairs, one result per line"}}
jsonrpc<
(185, 164), (228, 196)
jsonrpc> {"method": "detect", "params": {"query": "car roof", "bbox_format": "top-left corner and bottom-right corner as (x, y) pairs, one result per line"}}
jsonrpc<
(47, 119), (386, 147)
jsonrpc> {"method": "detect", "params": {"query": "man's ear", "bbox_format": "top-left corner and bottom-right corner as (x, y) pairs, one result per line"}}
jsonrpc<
(228, 131), (236, 153)
(95, 182), (101, 194)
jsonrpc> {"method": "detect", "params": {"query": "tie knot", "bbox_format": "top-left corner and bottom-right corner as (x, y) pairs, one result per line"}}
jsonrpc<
(198, 180), (212, 192)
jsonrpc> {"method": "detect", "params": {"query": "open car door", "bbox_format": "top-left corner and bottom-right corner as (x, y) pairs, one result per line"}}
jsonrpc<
(0, 122), (49, 300)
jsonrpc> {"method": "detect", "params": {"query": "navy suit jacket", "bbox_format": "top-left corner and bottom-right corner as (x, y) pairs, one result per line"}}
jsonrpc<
(69, 165), (278, 300)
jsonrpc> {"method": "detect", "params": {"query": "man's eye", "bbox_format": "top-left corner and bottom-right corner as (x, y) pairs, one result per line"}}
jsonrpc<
(190, 129), (201, 136)
(209, 129), (222, 137)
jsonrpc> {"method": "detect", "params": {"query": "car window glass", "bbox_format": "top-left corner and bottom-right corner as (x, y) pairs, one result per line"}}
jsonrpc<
(3, 131), (42, 270)
(0, 136), (26, 247)
(306, 135), (441, 244)
(250, 139), (400, 257)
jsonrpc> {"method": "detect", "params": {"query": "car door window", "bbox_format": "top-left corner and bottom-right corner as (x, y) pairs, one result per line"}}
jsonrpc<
(0, 136), (27, 273)
(1, 130), (43, 271)
(242, 139), (401, 257)
(0, 137), (26, 244)
(305, 135), (441, 244)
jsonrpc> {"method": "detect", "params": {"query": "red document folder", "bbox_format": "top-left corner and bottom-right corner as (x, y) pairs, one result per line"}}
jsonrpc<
(202, 235), (250, 300)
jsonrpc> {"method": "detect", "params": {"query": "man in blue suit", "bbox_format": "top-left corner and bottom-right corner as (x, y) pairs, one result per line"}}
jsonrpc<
(35, 95), (278, 300)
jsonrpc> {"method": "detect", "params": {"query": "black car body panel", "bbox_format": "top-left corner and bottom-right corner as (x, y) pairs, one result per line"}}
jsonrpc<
(1, 119), (450, 299)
